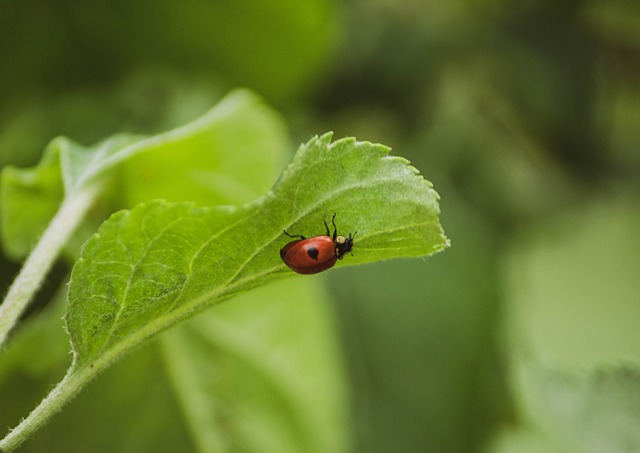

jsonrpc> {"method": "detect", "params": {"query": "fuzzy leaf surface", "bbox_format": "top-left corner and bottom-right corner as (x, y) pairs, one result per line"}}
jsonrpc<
(67, 133), (449, 371)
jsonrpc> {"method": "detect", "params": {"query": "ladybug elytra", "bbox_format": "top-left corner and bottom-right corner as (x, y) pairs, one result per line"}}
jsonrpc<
(280, 213), (355, 275)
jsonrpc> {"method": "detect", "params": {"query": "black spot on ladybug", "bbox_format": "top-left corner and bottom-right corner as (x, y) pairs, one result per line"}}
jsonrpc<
(307, 247), (319, 260)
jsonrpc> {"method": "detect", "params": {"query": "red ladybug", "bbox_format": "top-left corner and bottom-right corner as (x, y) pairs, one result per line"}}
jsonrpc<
(280, 213), (355, 275)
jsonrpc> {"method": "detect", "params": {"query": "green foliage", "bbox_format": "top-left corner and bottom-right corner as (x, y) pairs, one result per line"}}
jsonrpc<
(1, 148), (64, 259)
(67, 133), (446, 370)
(0, 278), (349, 453)
(491, 366), (640, 452)
(1, 90), (288, 259)
(0, 90), (447, 451)
(505, 194), (640, 367)
(160, 278), (349, 453)
(0, 0), (336, 106)
(3, 0), (639, 451)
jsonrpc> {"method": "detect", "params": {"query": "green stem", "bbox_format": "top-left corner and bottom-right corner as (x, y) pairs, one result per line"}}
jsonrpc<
(0, 363), (93, 452)
(0, 182), (101, 348)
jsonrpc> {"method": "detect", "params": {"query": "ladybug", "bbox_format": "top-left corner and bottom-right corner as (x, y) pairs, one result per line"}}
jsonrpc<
(280, 213), (355, 275)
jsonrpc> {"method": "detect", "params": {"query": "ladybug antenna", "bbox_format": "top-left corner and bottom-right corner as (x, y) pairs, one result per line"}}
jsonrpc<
(283, 230), (305, 240)
(331, 213), (338, 240)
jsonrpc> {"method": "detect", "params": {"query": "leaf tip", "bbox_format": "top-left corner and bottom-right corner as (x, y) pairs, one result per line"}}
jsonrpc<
(316, 131), (335, 147)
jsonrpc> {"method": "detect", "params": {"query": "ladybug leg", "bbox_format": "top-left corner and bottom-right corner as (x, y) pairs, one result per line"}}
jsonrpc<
(283, 230), (305, 240)
(330, 213), (338, 241)
(323, 219), (331, 237)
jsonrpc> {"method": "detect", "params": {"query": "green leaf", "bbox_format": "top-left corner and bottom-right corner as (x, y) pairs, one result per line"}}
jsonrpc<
(117, 90), (289, 207)
(0, 89), (287, 351)
(0, 147), (64, 259)
(161, 278), (349, 453)
(0, 0), (337, 106)
(0, 89), (288, 259)
(0, 133), (447, 451)
(490, 365), (640, 452)
(1, 134), (145, 259)
(67, 134), (447, 369)
(505, 194), (640, 367)
(0, 133), (134, 259)
(0, 276), (348, 453)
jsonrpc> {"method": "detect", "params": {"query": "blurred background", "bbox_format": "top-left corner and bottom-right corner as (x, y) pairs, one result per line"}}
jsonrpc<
(1, 0), (639, 452)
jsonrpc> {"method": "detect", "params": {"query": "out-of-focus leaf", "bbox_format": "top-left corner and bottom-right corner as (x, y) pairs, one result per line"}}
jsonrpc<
(608, 84), (640, 172)
(584, 0), (640, 47)
(0, 0), (338, 105)
(118, 91), (288, 207)
(0, 90), (289, 259)
(418, 68), (576, 221)
(329, 191), (505, 453)
(3, 279), (349, 453)
(490, 365), (640, 452)
(505, 192), (640, 366)
(162, 278), (349, 453)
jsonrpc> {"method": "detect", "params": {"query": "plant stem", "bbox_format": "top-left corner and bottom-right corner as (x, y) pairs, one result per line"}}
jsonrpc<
(0, 363), (93, 452)
(0, 182), (101, 349)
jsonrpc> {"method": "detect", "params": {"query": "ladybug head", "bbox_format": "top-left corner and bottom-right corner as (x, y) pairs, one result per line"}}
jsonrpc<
(335, 232), (356, 260)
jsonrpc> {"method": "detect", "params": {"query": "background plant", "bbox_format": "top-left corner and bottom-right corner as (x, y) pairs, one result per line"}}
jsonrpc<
(1, 0), (639, 452)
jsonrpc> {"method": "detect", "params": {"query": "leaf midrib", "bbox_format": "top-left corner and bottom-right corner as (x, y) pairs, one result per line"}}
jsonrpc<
(226, 174), (419, 285)
(98, 212), (193, 354)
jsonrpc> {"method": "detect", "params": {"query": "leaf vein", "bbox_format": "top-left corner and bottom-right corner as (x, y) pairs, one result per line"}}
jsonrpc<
(98, 212), (191, 352)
